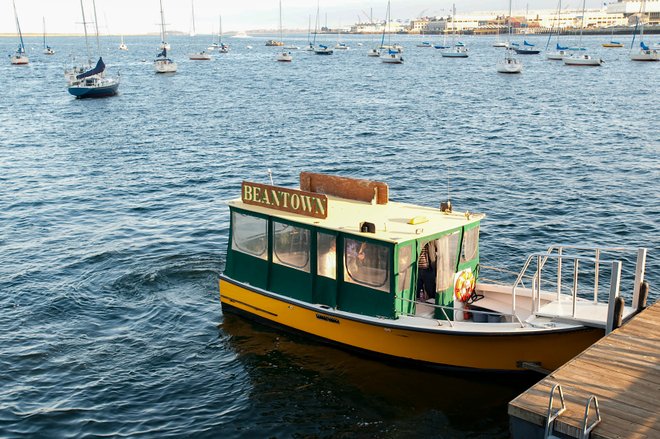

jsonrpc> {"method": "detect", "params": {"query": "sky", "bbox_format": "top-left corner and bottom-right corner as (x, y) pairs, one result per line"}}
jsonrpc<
(4, 0), (606, 35)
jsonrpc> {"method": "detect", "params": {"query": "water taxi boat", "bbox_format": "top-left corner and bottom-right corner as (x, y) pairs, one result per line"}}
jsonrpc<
(219, 172), (648, 372)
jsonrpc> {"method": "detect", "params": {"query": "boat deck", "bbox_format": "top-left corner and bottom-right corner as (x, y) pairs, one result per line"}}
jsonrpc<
(508, 301), (660, 439)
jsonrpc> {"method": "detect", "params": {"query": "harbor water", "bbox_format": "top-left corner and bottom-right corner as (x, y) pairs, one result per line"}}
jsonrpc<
(1, 34), (658, 437)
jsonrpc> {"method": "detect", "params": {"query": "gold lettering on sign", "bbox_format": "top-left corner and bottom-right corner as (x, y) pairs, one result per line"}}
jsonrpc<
(241, 181), (328, 219)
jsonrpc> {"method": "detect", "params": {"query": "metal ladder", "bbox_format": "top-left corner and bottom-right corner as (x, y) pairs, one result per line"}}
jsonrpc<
(544, 383), (601, 439)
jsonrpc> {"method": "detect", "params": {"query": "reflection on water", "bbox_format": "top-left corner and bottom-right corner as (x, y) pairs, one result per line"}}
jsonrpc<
(220, 312), (538, 437)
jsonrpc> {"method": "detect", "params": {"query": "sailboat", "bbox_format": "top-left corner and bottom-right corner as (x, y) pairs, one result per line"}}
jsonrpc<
(118, 35), (128, 51)
(276, 0), (292, 61)
(630, 0), (659, 61)
(493, 18), (507, 47)
(334, 25), (349, 50)
(602, 26), (623, 48)
(546, 0), (569, 60)
(10, 0), (29, 65)
(379, 1), (403, 63)
(497, 0), (522, 73)
(42, 17), (55, 55)
(564, 0), (602, 66)
(434, 26), (449, 49)
(312, 1), (333, 55)
(154, 0), (177, 72)
(304, 15), (314, 51)
(441, 4), (468, 58)
(67, 0), (120, 98)
(188, 1), (212, 60)
(218, 16), (229, 53)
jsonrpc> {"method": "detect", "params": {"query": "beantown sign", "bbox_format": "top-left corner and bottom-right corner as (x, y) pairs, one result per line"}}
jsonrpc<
(241, 181), (328, 219)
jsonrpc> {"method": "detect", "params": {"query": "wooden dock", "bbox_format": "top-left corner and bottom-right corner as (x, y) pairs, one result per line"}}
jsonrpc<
(509, 301), (660, 439)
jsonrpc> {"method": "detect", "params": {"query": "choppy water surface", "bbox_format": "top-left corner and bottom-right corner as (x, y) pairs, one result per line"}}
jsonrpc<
(1, 34), (658, 437)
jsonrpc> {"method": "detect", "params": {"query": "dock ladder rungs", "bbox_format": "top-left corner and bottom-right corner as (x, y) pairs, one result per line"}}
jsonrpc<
(544, 383), (602, 439)
(580, 395), (601, 439)
(544, 383), (566, 439)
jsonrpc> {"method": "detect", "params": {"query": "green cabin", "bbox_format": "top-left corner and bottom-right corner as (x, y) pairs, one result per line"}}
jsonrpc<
(224, 173), (483, 320)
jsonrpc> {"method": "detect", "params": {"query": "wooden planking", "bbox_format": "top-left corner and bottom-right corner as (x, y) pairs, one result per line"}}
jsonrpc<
(299, 171), (389, 205)
(509, 301), (660, 439)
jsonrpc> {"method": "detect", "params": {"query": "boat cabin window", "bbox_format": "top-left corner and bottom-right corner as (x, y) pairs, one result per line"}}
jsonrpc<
(437, 231), (461, 290)
(397, 245), (413, 292)
(317, 232), (336, 279)
(231, 212), (268, 260)
(273, 221), (310, 272)
(344, 238), (390, 292)
(460, 226), (479, 263)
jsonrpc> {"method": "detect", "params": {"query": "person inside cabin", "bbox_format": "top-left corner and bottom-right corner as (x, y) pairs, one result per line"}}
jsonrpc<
(417, 243), (436, 301)
(345, 240), (367, 280)
(318, 239), (336, 278)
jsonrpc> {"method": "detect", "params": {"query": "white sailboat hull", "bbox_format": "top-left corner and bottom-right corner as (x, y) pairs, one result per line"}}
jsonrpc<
(154, 59), (177, 73)
(189, 52), (212, 60)
(546, 50), (568, 60)
(630, 50), (659, 61)
(497, 59), (522, 73)
(563, 54), (602, 66)
(10, 54), (29, 65)
(276, 52), (293, 62)
(380, 52), (403, 63)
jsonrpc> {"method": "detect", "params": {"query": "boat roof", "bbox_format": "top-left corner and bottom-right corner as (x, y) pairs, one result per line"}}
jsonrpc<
(228, 173), (483, 244)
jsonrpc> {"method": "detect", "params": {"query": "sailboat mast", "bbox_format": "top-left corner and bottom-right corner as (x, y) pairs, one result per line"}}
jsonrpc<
(159, 0), (167, 44)
(219, 16), (222, 45)
(578, 0), (586, 47)
(640, 0), (646, 40)
(313, 0), (319, 45)
(191, 0), (196, 37)
(79, 0), (92, 64)
(279, 0), (283, 41)
(381, 1), (389, 47)
(508, 0), (512, 41)
(43, 16), (46, 49)
(92, 0), (101, 56)
(13, 0), (25, 53)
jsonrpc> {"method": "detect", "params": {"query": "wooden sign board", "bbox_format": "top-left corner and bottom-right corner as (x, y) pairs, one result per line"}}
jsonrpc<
(241, 181), (328, 219)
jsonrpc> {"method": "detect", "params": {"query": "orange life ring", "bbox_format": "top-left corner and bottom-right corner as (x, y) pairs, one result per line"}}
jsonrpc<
(454, 269), (476, 302)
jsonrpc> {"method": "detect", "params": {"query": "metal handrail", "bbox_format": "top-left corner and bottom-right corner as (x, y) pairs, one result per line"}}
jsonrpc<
(544, 383), (566, 439)
(397, 296), (525, 328)
(580, 395), (601, 439)
(511, 252), (618, 315)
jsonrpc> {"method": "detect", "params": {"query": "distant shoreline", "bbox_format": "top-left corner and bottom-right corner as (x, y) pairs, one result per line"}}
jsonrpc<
(1, 28), (659, 38)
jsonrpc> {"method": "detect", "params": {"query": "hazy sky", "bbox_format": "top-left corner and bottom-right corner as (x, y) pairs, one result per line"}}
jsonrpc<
(4, 0), (605, 35)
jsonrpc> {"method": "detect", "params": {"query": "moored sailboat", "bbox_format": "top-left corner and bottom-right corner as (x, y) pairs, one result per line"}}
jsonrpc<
(379, 1), (403, 63)
(67, 0), (119, 98)
(118, 35), (128, 51)
(441, 5), (468, 58)
(154, 0), (177, 73)
(564, 0), (602, 66)
(630, 0), (659, 62)
(312, 1), (333, 55)
(602, 27), (623, 48)
(497, 0), (522, 73)
(545, 0), (568, 60)
(42, 17), (55, 55)
(219, 172), (648, 372)
(187, 0), (211, 60)
(10, 0), (29, 65)
(275, 0), (292, 62)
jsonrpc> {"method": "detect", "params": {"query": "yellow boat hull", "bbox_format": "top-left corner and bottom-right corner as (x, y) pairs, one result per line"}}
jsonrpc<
(219, 278), (603, 371)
